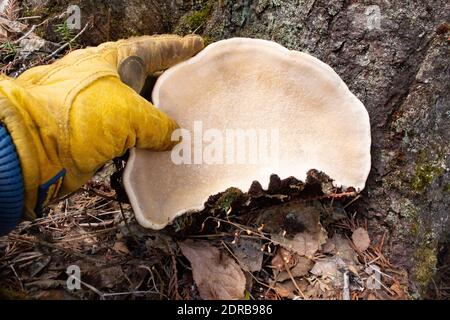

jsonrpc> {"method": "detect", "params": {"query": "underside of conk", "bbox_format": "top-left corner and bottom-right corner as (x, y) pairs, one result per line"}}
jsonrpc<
(123, 38), (371, 230)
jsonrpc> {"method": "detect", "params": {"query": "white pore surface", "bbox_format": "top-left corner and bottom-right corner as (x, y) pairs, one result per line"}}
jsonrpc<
(123, 38), (371, 230)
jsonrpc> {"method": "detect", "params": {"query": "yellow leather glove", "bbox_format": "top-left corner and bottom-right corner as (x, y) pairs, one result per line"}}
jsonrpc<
(0, 34), (204, 221)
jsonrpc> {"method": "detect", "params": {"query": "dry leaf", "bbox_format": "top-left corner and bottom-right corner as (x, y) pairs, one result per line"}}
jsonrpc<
(305, 276), (334, 299)
(310, 257), (342, 278)
(99, 266), (125, 288)
(113, 241), (130, 255)
(25, 279), (64, 290)
(367, 293), (378, 300)
(258, 202), (327, 258)
(271, 247), (295, 271)
(310, 234), (364, 289)
(232, 238), (263, 272)
(321, 239), (336, 254)
(29, 256), (51, 277)
(390, 282), (408, 300)
(272, 230), (327, 258)
(352, 227), (370, 252)
(274, 281), (297, 298)
(274, 279), (308, 299)
(276, 256), (314, 282)
(332, 234), (359, 266)
(19, 37), (45, 55)
(179, 240), (246, 300)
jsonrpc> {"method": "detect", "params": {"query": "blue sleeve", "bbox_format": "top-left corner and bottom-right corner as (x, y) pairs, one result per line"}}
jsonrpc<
(0, 123), (24, 236)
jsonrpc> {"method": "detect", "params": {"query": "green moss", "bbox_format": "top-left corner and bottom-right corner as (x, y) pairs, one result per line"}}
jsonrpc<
(413, 247), (437, 286)
(217, 188), (243, 213)
(175, 2), (214, 34)
(411, 151), (445, 192)
(172, 211), (196, 233)
(202, 35), (215, 46)
(186, 7), (211, 30)
(411, 164), (444, 191)
(444, 183), (450, 193)
(410, 221), (419, 237)
(170, 187), (243, 232)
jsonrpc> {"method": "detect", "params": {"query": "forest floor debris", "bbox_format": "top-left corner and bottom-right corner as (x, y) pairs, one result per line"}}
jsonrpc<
(0, 168), (410, 300)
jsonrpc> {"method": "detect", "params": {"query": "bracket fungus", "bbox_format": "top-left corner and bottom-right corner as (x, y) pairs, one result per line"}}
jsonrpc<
(123, 38), (371, 230)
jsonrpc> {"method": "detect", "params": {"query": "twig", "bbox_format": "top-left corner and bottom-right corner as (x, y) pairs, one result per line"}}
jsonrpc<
(342, 271), (350, 300)
(9, 264), (24, 291)
(55, 227), (117, 242)
(79, 220), (115, 228)
(14, 25), (36, 43)
(82, 187), (117, 202)
(78, 278), (104, 297)
(221, 241), (274, 292)
(44, 22), (90, 60)
(192, 21), (206, 34)
(7, 235), (104, 264)
(101, 289), (161, 299)
(17, 16), (42, 21)
(166, 241), (181, 300)
(343, 194), (361, 209)
(138, 265), (165, 298)
(283, 258), (306, 300)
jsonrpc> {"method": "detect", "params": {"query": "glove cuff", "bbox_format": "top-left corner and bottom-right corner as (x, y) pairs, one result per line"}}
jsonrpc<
(0, 79), (42, 221)
(0, 123), (24, 236)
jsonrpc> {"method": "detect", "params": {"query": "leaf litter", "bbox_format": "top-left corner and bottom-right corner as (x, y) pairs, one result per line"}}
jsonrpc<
(0, 165), (409, 300)
(179, 240), (246, 300)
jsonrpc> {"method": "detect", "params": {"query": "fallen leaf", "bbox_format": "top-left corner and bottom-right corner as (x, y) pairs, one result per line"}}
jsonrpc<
(272, 230), (327, 258)
(305, 276), (334, 299)
(112, 241), (130, 255)
(19, 37), (45, 55)
(29, 255), (51, 277)
(332, 234), (359, 266)
(310, 257), (343, 279)
(321, 239), (336, 254)
(232, 239), (263, 272)
(274, 279), (308, 299)
(145, 231), (177, 255)
(276, 256), (314, 282)
(99, 266), (125, 288)
(274, 281), (297, 298)
(390, 282), (408, 300)
(0, 17), (27, 34)
(352, 227), (370, 252)
(367, 292), (377, 300)
(257, 202), (327, 258)
(271, 248), (295, 271)
(179, 240), (246, 300)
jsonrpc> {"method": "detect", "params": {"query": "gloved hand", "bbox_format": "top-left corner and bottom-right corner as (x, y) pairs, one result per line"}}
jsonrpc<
(0, 35), (204, 227)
